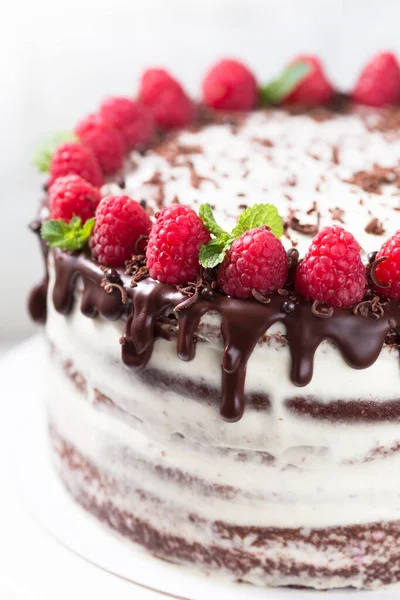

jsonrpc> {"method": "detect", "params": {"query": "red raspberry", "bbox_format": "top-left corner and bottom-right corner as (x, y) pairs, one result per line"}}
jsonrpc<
(140, 69), (195, 129)
(49, 142), (103, 188)
(373, 231), (400, 299)
(90, 195), (152, 266)
(99, 97), (155, 150)
(295, 225), (366, 308)
(49, 175), (101, 223)
(352, 52), (400, 107)
(285, 55), (333, 105)
(146, 205), (210, 284)
(202, 59), (258, 110)
(75, 114), (125, 175)
(217, 228), (288, 298)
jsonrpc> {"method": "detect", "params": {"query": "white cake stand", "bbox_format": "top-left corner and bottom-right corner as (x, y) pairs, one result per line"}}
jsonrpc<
(1, 335), (398, 600)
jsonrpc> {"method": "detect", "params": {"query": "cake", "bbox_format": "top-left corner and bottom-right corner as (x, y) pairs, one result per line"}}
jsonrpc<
(29, 54), (400, 590)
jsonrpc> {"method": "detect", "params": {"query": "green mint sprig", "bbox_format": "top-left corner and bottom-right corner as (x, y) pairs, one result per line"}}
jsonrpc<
(260, 62), (311, 105)
(41, 216), (95, 252)
(198, 203), (283, 268)
(33, 130), (78, 173)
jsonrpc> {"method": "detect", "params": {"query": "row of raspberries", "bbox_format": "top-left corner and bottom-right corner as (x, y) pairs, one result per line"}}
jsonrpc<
(42, 186), (400, 309)
(36, 51), (400, 190)
(37, 51), (400, 311)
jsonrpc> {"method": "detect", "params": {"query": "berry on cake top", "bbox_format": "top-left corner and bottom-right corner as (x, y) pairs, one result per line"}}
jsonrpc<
(35, 51), (400, 312)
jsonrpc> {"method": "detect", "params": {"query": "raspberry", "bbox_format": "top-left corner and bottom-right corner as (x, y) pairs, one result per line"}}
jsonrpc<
(202, 59), (258, 110)
(90, 195), (152, 266)
(295, 225), (366, 308)
(146, 205), (210, 284)
(352, 52), (400, 107)
(140, 69), (195, 129)
(99, 97), (155, 150)
(49, 142), (103, 188)
(217, 228), (288, 298)
(49, 175), (101, 223)
(285, 55), (333, 105)
(373, 230), (400, 299)
(75, 114), (125, 175)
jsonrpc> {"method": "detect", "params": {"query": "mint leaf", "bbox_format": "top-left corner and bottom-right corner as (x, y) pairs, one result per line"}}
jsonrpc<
(33, 130), (78, 173)
(41, 216), (95, 251)
(199, 204), (228, 238)
(232, 204), (283, 239)
(260, 62), (311, 105)
(199, 235), (232, 269)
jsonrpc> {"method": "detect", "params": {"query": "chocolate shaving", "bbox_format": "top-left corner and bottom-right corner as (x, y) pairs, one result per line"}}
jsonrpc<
(177, 144), (203, 155)
(332, 145), (340, 165)
(100, 278), (127, 304)
(174, 271), (217, 312)
(251, 290), (271, 304)
(252, 137), (274, 148)
(187, 159), (217, 190)
(369, 256), (389, 288)
(365, 107), (400, 140)
(353, 296), (385, 320)
(174, 278), (203, 313)
(125, 255), (149, 287)
(174, 285), (201, 312)
(329, 207), (345, 224)
(311, 300), (334, 319)
(134, 235), (149, 254)
(365, 217), (385, 236)
(306, 201), (318, 215)
(285, 209), (320, 236)
(144, 170), (163, 186)
(345, 164), (400, 195)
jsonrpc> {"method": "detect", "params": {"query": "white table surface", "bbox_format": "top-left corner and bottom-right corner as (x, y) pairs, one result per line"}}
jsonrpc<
(0, 341), (164, 600)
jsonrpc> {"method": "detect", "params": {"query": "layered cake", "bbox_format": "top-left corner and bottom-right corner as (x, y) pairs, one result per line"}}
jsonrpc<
(29, 53), (400, 589)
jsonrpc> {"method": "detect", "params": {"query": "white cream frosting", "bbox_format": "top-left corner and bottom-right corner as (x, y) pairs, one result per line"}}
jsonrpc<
(104, 107), (400, 258)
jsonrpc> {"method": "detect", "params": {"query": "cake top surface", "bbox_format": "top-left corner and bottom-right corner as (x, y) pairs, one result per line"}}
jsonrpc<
(115, 106), (400, 258)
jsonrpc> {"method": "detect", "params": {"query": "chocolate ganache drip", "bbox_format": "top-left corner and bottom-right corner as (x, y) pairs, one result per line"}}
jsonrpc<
(29, 244), (400, 422)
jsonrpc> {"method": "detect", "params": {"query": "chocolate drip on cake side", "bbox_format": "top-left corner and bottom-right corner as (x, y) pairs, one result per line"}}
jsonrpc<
(29, 244), (400, 422)
(28, 220), (49, 323)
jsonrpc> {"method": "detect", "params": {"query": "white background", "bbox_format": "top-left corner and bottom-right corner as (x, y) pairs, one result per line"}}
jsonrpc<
(2, 0), (400, 342)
